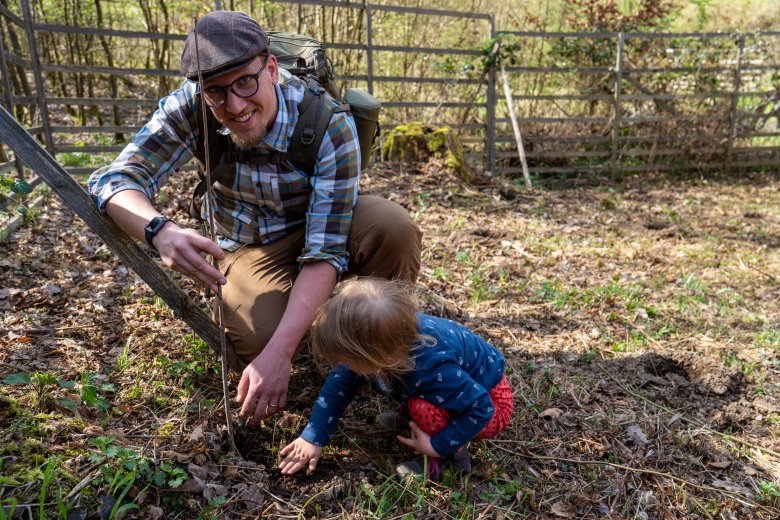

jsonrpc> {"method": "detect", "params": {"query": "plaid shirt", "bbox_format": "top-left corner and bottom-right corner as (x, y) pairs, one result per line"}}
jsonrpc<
(88, 70), (361, 274)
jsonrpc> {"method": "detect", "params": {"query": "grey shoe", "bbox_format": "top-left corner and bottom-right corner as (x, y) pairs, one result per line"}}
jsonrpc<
(396, 449), (472, 480)
(377, 411), (409, 431)
(396, 456), (443, 479)
(451, 446), (472, 473)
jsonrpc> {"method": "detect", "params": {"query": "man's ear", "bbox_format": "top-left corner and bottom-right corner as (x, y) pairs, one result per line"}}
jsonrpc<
(267, 54), (279, 85)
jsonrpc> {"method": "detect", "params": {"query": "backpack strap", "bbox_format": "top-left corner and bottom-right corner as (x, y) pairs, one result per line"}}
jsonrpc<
(288, 78), (350, 174)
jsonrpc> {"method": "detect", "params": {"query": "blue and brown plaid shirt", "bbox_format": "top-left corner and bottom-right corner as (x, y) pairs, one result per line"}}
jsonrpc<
(88, 69), (361, 274)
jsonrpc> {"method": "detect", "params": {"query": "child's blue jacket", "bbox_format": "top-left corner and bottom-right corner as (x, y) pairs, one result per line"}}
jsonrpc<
(300, 313), (507, 457)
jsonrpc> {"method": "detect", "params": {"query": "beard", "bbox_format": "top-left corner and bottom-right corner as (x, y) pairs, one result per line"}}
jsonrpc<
(229, 126), (267, 148)
(213, 105), (268, 149)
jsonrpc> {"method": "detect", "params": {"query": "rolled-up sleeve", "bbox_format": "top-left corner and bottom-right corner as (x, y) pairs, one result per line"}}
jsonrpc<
(88, 82), (199, 212)
(298, 109), (361, 274)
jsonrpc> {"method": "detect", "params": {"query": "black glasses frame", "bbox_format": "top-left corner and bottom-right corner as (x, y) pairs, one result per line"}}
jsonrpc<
(201, 55), (269, 108)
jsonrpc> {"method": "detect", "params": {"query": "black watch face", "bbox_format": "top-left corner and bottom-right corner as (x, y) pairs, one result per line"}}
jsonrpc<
(148, 217), (166, 233)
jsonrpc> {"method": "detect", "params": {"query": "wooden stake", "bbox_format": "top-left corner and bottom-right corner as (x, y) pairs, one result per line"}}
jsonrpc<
(500, 65), (532, 188)
(193, 18), (236, 453)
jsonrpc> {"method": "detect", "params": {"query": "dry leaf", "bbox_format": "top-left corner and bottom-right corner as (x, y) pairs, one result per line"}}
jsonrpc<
(160, 450), (192, 464)
(204, 484), (228, 500)
(539, 408), (563, 420)
(189, 422), (206, 444)
(146, 505), (164, 520)
(709, 461), (732, 469)
(711, 479), (750, 495)
(174, 477), (205, 494)
(187, 463), (210, 480)
(626, 425), (648, 445)
(240, 483), (265, 509)
(550, 501), (576, 518)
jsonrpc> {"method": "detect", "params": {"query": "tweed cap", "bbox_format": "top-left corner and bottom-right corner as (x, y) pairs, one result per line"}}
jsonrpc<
(180, 11), (269, 82)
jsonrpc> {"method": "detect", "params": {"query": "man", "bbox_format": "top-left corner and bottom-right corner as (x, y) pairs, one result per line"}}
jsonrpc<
(88, 11), (422, 427)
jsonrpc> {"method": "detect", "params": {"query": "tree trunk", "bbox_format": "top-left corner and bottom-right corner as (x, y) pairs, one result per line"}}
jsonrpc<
(0, 0), (34, 123)
(95, 0), (123, 142)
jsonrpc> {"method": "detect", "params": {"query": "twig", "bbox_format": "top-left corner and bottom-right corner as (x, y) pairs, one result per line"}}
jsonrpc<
(749, 264), (777, 283)
(193, 16), (236, 454)
(54, 319), (123, 332)
(65, 468), (99, 502)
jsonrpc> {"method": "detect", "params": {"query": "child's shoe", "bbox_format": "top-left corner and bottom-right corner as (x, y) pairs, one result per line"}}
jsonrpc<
(450, 446), (472, 473)
(396, 448), (471, 479)
(395, 456), (443, 479)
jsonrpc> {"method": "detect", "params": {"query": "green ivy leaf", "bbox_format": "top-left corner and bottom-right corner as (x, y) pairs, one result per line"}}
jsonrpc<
(58, 398), (78, 410)
(57, 378), (77, 389)
(2, 373), (31, 385)
(10, 179), (32, 195)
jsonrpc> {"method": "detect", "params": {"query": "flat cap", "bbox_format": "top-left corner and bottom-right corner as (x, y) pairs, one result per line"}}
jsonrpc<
(180, 10), (269, 82)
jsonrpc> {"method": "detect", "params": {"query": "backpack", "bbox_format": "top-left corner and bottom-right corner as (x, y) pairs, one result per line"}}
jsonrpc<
(190, 32), (380, 220)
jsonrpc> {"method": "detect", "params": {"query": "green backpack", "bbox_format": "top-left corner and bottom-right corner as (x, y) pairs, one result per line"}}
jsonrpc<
(190, 32), (380, 220)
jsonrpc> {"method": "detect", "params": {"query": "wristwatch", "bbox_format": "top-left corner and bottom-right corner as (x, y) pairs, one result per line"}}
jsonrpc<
(144, 216), (172, 250)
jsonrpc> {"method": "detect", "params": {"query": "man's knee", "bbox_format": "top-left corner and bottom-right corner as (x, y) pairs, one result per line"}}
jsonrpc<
(349, 196), (423, 281)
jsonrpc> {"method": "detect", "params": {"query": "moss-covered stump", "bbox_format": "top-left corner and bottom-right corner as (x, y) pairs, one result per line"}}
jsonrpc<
(381, 122), (476, 181)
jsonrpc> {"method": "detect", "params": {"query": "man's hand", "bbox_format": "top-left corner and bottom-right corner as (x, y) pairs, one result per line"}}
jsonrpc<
(104, 190), (226, 291)
(154, 223), (226, 291)
(278, 437), (322, 475)
(236, 348), (292, 427)
(396, 421), (442, 458)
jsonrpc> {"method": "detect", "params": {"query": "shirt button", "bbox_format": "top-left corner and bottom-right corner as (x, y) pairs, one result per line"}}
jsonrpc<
(328, 192), (334, 198)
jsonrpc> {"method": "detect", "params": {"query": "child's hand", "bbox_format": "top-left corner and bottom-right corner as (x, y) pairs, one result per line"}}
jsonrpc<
(279, 437), (322, 475)
(396, 421), (442, 458)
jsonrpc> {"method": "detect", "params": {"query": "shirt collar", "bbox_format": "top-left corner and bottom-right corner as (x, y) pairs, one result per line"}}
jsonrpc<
(263, 69), (296, 152)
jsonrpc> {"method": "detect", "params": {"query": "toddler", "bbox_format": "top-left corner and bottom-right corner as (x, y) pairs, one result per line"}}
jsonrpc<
(278, 278), (513, 478)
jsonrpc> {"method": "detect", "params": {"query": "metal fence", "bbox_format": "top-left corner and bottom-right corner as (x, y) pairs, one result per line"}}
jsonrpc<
(1, 0), (779, 190)
(498, 30), (780, 181)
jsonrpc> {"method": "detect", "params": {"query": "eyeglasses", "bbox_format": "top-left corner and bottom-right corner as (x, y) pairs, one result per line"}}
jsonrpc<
(201, 55), (269, 108)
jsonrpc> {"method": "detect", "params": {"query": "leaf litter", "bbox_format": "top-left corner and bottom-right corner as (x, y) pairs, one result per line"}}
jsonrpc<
(0, 162), (779, 518)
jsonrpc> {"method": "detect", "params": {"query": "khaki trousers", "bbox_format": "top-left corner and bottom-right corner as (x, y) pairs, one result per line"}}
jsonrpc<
(217, 195), (422, 369)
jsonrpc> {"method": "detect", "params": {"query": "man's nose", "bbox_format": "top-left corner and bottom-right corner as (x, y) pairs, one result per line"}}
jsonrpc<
(223, 89), (248, 114)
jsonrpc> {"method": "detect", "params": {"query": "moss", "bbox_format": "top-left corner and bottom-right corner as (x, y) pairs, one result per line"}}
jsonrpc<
(0, 392), (20, 422)
(382, 122), (475, 181)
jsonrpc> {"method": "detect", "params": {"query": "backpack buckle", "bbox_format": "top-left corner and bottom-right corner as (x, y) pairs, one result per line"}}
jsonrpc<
(300, 127), (316, 145)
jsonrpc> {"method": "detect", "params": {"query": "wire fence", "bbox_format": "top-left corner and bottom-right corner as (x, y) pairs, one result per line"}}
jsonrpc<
(1, 0), (779, 191)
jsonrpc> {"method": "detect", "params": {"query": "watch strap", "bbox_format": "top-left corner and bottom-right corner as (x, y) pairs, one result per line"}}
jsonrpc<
(144, 216), (171, 250)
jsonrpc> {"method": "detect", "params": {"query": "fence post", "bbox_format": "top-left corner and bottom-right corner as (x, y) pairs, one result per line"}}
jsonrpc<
(611, 32), (624, 183)
(0, 21), (23, 179)
(485, 16), (496, 175)
(365, 3), (374, 95)
(726, 35), (745, 175)
(0, 24), (12, 115)
(19, 0), (53, 151)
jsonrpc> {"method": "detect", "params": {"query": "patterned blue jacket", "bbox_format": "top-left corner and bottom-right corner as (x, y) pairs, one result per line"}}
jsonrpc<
(301, 313), (507, 457)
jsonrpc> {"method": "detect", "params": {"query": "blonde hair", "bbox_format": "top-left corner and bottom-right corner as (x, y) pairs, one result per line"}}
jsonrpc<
(311, 277), (419, 374)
